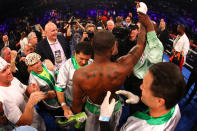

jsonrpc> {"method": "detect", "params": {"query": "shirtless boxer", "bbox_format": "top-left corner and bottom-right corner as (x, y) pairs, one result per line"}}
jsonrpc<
(72, 13), (149, 131)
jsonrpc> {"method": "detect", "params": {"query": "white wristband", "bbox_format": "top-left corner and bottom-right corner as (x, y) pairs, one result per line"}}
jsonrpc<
(61, 102), (66, 107)
(99, 116), (110, 122)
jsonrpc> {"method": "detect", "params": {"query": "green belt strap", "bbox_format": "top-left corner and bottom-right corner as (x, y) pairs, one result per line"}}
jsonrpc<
(85, 97), (121, 115)
(54, 86), (65, 92)
(55, 71), (59, 78)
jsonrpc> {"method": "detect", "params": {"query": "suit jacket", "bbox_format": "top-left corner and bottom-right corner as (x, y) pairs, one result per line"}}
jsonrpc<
(36, 34), (71, 64)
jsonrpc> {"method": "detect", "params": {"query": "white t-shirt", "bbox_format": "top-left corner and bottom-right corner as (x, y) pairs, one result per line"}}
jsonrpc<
(0, 78), (45, 131)
(173, 33), (190, 63)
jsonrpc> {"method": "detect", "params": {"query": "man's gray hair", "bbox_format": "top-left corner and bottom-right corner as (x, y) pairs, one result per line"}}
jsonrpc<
(107, 20), (115, 25)
(0, 47), (9, 58)
(27, 32), (36, 42)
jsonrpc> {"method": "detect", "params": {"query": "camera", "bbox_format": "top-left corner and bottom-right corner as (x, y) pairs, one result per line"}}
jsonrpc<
(84, 30), (94, 41)
(112, 24), (139, 40)
(112, 27), (130, 40)
(86, 30), (94, 39)
(69, 16), (76, 25)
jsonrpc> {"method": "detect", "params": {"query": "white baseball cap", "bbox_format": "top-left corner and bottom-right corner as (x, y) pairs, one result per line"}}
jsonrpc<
(137, 2), (148, 14)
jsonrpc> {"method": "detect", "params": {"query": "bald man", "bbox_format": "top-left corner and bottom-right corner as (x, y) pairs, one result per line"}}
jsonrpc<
(36, 22), (71, 70)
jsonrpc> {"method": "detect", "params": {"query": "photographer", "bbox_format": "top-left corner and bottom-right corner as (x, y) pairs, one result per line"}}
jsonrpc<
(111, 25), (139, 61)
(67, 17), (85, 53)
(80, 23), (96, 43)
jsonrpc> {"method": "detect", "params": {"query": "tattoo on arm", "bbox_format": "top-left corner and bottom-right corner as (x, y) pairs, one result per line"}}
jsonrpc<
(107, 74), (111, 79)
(113, 71), (119, 79)
(100, 72), (103, 77)
(86, 75), (90, 80)
(92, 73), (96, 77)
(107, 71), (120, 80)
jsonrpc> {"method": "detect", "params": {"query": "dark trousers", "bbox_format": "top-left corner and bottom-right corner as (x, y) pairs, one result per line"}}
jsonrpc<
(37, 101), (64, 117)
(124, 74), (147, 114)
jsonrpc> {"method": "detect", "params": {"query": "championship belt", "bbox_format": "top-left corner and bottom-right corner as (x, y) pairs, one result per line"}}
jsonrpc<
(56, 112), (87, 130)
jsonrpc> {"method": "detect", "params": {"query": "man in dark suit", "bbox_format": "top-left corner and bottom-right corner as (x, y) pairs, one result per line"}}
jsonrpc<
(36, 22), (70, 70)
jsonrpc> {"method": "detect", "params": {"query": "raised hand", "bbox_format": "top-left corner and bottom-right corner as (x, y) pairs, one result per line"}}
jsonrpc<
(11, 50), (17, 62)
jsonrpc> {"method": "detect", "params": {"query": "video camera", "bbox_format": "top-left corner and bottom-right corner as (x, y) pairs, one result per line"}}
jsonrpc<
(112, 24), (139, 40)
(112, 27), (130, 40)
(84, 30), (94, 41)
(86, 30), (94, 39)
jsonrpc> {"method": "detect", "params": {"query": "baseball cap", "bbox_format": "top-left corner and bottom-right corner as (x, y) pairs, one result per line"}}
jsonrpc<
(25, 53), (41, 66)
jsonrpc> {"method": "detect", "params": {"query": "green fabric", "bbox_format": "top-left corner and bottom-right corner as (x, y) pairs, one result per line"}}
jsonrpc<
(133, 107), (175, 125)
(71, 56), (80, 70)
(133, 31), (164, 79)
(85, 97), (121, 115)
(71, 56), (88, 70)
(31, 64), (58, 106)
(39, 67), (50, 80)
(31, 64), (55, 90)
(54, 86), (65, 92)
(55, 71), (59, 78)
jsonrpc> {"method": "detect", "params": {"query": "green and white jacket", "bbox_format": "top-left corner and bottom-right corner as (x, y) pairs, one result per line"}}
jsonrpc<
(55, 56), (93, 107)
(121, 104), (180, 131)
(133, 31), (164, 79)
